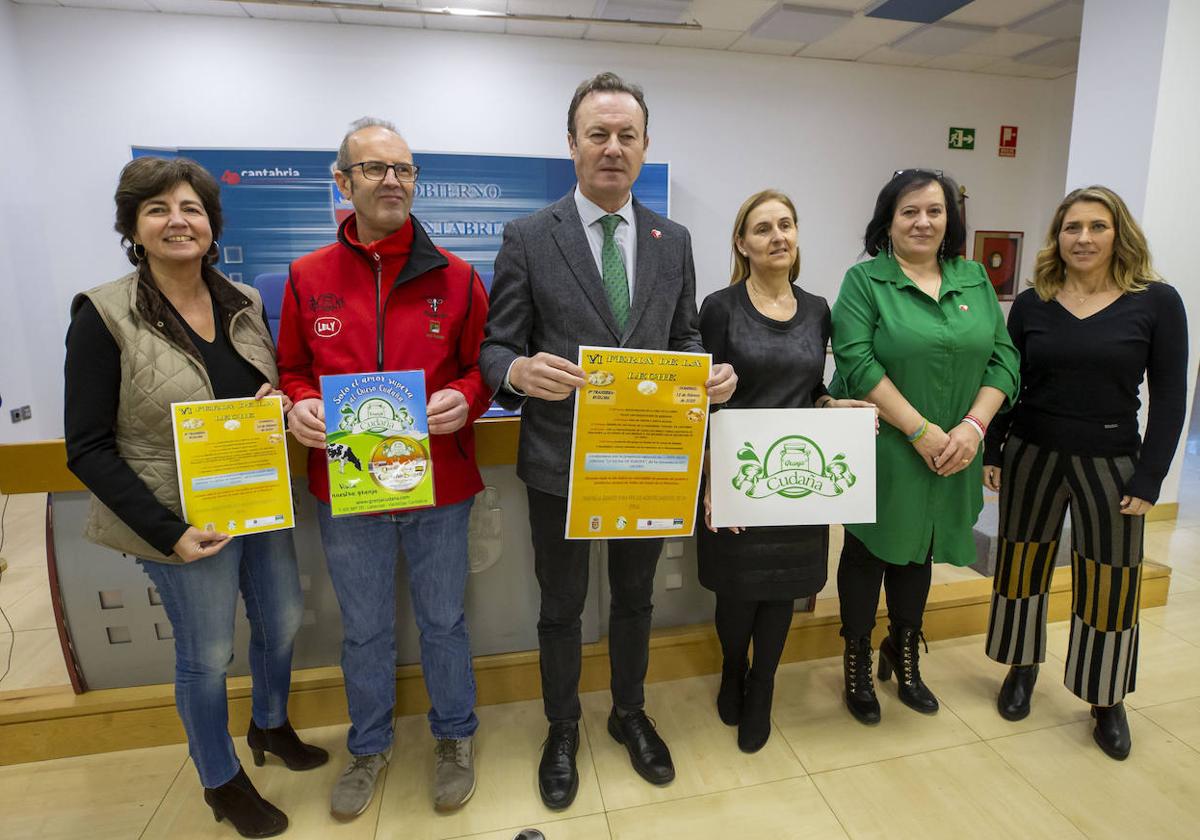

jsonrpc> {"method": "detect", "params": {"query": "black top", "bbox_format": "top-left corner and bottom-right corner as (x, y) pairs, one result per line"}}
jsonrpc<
(64, 297), (269, 555)
(984, 283), (1188, 503)
(701, 281), (830, 412)
(696, 281), (831, 601)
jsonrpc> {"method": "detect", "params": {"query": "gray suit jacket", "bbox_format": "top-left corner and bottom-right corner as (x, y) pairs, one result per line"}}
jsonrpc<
(480, 192), (705, 497)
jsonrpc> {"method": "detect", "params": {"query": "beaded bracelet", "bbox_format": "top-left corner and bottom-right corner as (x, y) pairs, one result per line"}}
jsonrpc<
(962, 414), (986, 440)
(906, 418), (929, 443)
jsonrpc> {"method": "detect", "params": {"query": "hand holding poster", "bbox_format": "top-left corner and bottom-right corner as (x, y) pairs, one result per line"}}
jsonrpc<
(709, 408), (876, 528)
(565, 346), (710, 539)
(171, 396), (294, 535)
(320, 371), (435, 516)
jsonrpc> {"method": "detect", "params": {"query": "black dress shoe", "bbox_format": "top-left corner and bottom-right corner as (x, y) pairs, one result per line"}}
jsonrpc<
(737, 672), (774, 753)
(247, 719), (330, 771)
(538, 722), (580, 810)
(204, 766), (288, 838)
(878, 625), (939, 714)
(607, 708), (675, 785)
(1092, 703), (1131, 760)
(717, 660), (747, 726)
(997, 665), (1039, 722)
(843, 636), (881, 725)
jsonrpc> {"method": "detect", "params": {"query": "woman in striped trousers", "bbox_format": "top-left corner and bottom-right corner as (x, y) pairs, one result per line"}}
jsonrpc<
(982, 186), (1188, 760)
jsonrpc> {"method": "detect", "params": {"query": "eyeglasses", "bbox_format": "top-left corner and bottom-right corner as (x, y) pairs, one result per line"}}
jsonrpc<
(893, 168), (943, 179)
(342, 161), (420, 183)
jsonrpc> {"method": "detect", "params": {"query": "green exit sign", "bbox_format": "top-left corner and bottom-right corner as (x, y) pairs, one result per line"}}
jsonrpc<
(948, 127), (976, 150)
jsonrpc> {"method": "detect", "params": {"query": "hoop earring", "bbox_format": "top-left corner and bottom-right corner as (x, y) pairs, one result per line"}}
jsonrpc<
(207, 240), (221, 263)
(132, 243), (146, 261)
(886, 236), (893, 259)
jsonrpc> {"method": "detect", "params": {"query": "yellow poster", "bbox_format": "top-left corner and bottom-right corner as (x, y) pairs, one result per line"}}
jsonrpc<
(171, 396), (294, 535)
(565, 346), (711, 539)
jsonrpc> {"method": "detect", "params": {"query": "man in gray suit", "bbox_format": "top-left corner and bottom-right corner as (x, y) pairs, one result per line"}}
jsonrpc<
(480, 71), (737, 810)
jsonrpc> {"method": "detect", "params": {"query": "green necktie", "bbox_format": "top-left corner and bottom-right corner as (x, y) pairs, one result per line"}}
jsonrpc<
(599, 214), (630, 331)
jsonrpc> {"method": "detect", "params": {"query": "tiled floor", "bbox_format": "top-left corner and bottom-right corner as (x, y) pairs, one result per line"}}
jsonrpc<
(3, 424), (1200, 838)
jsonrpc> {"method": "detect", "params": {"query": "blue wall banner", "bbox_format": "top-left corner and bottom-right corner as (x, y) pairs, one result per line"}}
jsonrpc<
(132, 147), (670, 291)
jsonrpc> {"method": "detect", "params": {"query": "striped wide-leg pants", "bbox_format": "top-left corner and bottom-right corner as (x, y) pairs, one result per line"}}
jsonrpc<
(985, 435), (1145, 706)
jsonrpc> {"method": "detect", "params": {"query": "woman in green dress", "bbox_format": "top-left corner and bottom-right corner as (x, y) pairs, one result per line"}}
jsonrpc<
(829, 169), (1020, 725)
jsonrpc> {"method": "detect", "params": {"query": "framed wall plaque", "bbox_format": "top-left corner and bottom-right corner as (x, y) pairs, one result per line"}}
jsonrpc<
(973, 230), (1023, 301)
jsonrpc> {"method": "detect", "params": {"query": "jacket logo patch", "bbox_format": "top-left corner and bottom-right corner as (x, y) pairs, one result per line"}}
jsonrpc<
(426, 297), (445, 315)
(309, 293), (344, 312)
(315, 316), (342, 338)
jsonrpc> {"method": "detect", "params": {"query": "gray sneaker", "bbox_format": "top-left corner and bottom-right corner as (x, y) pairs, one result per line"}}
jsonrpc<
(433, 736), (476, 812)
(330, 751), (389, 821)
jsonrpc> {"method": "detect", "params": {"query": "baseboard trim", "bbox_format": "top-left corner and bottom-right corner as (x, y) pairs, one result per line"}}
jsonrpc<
(0, 561), (1172, 766)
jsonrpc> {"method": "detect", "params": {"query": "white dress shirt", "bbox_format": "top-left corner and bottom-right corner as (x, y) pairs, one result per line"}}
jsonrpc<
(503, 188), (638, 395)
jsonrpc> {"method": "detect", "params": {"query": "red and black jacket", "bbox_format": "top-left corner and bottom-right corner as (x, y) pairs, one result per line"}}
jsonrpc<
(277, 213), (491, 507)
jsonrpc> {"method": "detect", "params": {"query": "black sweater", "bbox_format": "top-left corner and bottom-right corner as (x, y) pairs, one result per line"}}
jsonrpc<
(984, 283), (1188, 503)
(64, 297), (268, 554)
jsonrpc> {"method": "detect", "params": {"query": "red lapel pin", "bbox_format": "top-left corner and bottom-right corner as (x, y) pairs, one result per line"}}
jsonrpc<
(651, 229), (662, 239)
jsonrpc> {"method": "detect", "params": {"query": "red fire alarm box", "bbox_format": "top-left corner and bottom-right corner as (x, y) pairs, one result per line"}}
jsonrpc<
(999, 125), (1018, 158)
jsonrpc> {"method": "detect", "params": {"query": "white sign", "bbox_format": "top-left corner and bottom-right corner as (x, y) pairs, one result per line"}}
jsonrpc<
(709, 408), (876, 528)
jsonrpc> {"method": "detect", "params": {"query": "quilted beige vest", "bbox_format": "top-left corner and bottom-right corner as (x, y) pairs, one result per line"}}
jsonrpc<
(78, 270), (278, 562)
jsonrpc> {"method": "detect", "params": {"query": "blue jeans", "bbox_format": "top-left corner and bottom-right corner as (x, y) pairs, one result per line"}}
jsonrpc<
(318, 498), (478, 754)
(140, 528), (304, 789)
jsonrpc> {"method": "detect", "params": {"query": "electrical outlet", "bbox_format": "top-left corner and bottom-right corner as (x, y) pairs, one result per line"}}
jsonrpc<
(19, 405), (31, 420)
(8, 409), (20, 424)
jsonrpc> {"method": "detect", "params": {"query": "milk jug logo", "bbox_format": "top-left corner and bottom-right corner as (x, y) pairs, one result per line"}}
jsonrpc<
(731, 435), (856, 499)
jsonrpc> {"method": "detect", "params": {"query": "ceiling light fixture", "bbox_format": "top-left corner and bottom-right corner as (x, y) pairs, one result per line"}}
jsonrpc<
(211, 0), (703, 30)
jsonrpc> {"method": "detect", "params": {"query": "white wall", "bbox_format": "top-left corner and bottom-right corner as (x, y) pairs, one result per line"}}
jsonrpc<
(6, 4), (1075, 439)
(0, 0), (56, 444)
(1142, 0), (1200, 505)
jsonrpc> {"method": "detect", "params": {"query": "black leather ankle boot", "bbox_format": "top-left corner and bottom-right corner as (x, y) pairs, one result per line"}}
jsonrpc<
(997, 664), (1039, 721)
(247, 719), (330, 771)
(716, 660), (747, 726)
(843, 636), (881, 725)
(737, 670), (774, 753)
(878, 625), (938, 714)
(203, 766), (288, 838)
(1092, 702), (1131, 760)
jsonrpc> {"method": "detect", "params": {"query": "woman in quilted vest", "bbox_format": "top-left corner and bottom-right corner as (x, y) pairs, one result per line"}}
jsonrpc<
(64, 157), (326, 838)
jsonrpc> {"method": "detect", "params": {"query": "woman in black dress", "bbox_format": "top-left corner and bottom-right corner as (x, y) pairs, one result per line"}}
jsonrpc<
(699, 189), (872, 752)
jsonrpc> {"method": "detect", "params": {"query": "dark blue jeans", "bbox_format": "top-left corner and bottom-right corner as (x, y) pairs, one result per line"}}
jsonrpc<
(141, 528), (304, 788)
(317, 498), (478, 755)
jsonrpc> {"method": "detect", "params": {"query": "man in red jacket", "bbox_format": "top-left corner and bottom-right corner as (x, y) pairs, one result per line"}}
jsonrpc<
(277, 117), (490, 820)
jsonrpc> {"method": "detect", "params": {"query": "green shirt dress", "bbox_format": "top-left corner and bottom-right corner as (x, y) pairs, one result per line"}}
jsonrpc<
(829, 253), (1020, 567)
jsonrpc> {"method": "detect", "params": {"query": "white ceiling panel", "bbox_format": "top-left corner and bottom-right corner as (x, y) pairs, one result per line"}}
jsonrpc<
(147, 0), (245, 15)
(60, 0), (154, 10)
(1013, 37), (1078, 68)
(920, 51), (995, 71)
(505, 19), (588, 38)
(333, 8), (424, 27)
(418, 0), (504, 7)
(583, 23), (665, 44)
(962, 30), (1053, 57)
(747, 4), (853, 43)
(507, 0), (595, 15)
(797, 14), (917, 60)
(976, 58), (1071, 79)
(943, 0), (1056, 28)
(424, 12), (507, 32)
(1009, 0), (1083, 39)
(10, 1), (65, 6)
(728, 32), (804, 55)
(243, 5), (339, 23)
(857, 45), (926, 67)
(596, 0), (688, 24)
(785, 0), (870, 10)
(658, 27), (743, 50)
(891, 23), (990, 56)
(687, 0), (774, 30)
